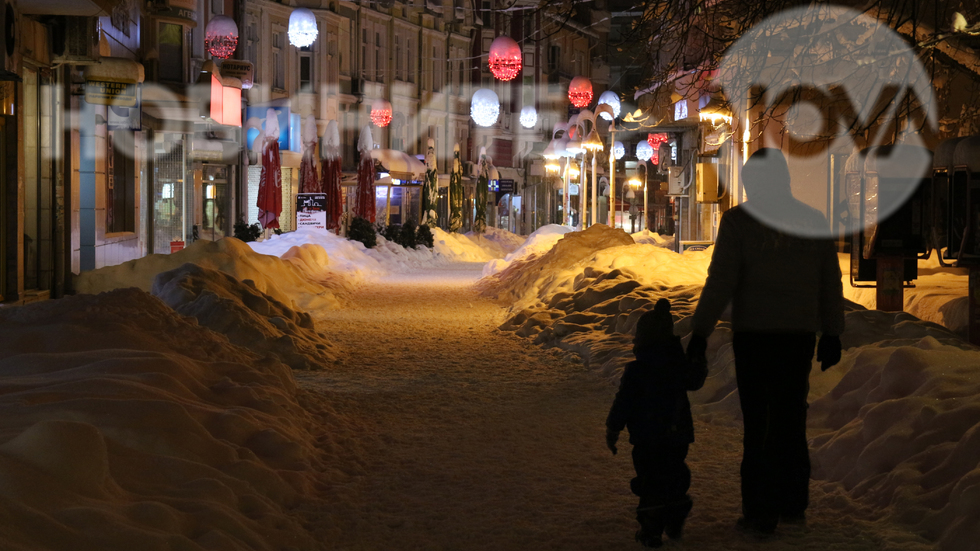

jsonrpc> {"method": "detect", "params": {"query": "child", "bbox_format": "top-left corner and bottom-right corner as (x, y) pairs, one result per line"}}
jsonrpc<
(606, 298), (705, 548)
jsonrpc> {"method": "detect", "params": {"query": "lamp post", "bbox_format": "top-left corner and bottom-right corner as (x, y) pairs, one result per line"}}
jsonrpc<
(594, 103), (618, 228)
(638, 161), (648, 232)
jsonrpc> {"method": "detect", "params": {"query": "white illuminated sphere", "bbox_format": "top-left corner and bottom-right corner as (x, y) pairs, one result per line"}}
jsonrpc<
(597, 91), (621, 120)
(614, 141), (625, 160)
(519, 106), (537, 128)
(636, 140), (653, 161)
(288, 8), (318, 48)
(471, 88), (500, 127)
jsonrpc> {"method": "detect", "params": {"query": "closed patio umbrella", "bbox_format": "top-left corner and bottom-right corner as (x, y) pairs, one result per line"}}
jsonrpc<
(298, 115), (320, 194)
(354, 125), (376, 223)
(256, 108), (282, 230)
(321, 120), (342, 232)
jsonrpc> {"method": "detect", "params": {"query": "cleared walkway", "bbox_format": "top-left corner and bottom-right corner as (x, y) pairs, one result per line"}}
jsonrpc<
(295, 264), (934, 551)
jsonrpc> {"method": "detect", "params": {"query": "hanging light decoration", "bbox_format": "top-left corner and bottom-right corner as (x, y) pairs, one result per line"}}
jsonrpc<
(370, 99), (392, 127)
(205, 15), (239, 59)
(568, 76), (593, 108)
(614, 141), (625, 160)
(288, 8), (318, 48)
(519, 105), (537, 128)
(647, 133), (669, 164)
(488, 36), (522, 81)
(596, 91), (621, 120)
(636, 140), (653, 161)
(470, 88), (500, 127)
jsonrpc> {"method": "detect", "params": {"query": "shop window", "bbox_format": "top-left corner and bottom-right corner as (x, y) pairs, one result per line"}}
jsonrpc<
(159, 23), (184, 82)
(107, 130), (136, 233)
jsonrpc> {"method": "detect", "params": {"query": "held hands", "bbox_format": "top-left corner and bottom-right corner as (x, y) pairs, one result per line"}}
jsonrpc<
(817, 334), (842, 371)
(606, 430), (618, 456)
(686, 333), (708, 367)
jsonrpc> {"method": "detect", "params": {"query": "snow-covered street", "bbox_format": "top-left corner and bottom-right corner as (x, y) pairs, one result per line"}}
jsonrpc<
(292, 263), (936, 550)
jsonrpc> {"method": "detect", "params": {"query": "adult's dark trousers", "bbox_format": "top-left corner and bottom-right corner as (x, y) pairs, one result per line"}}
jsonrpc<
(732, 331), (815, 523)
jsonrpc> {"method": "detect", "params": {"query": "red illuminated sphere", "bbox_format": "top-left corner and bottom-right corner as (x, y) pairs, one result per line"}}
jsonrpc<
(205, 15), (239, 59)
(488, 36), (522, 81)
(568, 76), (593, 108)
(647, 133), (669, 164)
(370, 99), (393, 127)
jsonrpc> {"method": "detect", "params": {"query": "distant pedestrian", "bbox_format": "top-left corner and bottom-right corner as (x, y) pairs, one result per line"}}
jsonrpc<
(687, 148), (845, 536)
(606, 298), (706, 548)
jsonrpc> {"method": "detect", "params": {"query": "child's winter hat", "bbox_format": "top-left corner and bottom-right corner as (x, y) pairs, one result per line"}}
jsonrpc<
(634, 298), (674, 342)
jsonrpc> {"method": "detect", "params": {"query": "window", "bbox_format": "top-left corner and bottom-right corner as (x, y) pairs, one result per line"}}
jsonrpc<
(408, 37), (415, 83)
(432, 46), (442, 91)
(244, 15), (258, 68)
(395, 36), (402, 80)
(158, 23), (184, 82)
(273, 30), (285, 90)
(361, 28), (369, 79)
(458, 60), (464, 95)
(375, 32), (383, 81)
(299, 46), (313, 92)
(107, 131), (136, 233)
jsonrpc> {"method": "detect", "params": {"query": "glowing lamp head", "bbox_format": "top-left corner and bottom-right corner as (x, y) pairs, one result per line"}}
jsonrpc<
(370, 99), (393, 127)
(488, 36), (522, 81)
(205, 15), (239, 59)
(519, 105), (537, 129)
(288, 8), (318, 48)
(470, 88), (500, 127)
(596, 91), (621, 120)
(568, 76), (593, 108)
(582, 128), (604, 152)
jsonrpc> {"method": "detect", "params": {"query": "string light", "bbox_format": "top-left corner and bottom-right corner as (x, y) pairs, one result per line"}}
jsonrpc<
(370, 99), (392, 127)
(471, 88), (500, 127)
(596, 91), (621, 120)
(568, 76), (593, 108)
(488, 36), (522, 81)
(288, 8), (318, 48)
(636, 140), (653, 161)
(647, 133), (669, 165)
(519, 105), (537, 128)
(205, 16), (238, 59)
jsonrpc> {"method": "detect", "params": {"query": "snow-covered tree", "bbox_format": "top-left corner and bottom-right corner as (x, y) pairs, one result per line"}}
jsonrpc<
(422, 138), (439, 229)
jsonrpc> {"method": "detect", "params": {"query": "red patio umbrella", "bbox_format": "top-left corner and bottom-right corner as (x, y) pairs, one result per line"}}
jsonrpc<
(298, 115), (321, 194)
(321, 120), (343, 232)
(256, 108), (282, 230)
(354, 125), (376, 223)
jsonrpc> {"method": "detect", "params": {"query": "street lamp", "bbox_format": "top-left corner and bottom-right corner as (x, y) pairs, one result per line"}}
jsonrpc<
(626, 176), (642, 233)
(594, 103), (619, 229)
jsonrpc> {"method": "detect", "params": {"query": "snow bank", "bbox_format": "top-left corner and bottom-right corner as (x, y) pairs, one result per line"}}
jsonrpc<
(0, 289), (345, 550)
(76, 237), (350, 312)
(249, 227), (388, 282)
(430, 227), (523, 263)
(153, 263), (339, 370)
(478, 224), (636, 310)
(631, 229), (676, 250)
(482, 224), (575, 276)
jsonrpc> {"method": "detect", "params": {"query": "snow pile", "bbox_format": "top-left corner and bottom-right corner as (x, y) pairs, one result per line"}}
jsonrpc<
(482, 224), (575, 276)
(152, 263), (339, 370)
(478, 224), (637, 309)
(76, 237), (351, 312)
(249, 227), (388, 282)
(631, 229), (676, 250)
(0, 289), (347, 550)
(840, 253), (968, 337)
(430, 227), (523, 263)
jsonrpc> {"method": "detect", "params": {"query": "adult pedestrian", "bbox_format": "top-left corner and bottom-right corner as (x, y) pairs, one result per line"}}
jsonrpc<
(687, 148), (845, 535)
